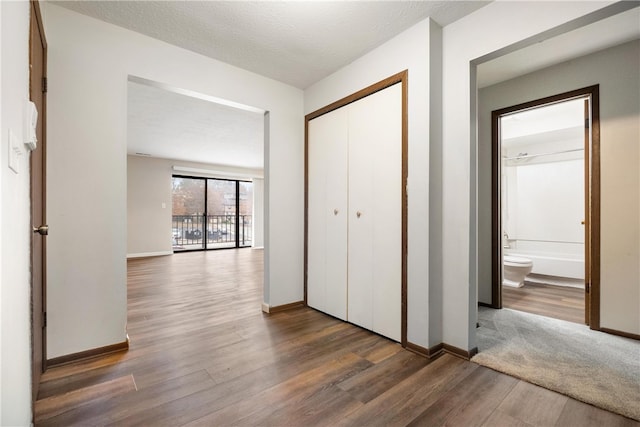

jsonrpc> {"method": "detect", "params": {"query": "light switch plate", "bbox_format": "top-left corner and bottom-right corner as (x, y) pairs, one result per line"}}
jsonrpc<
(8, 129), (21, 174)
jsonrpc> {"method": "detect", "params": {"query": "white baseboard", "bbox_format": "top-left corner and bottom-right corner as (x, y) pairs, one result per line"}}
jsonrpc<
(252, 246), (264, 250)
(261, 302), (270, 313)
(126, 251), (173, 259)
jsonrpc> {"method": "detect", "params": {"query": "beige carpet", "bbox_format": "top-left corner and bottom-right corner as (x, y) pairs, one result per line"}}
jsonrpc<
(472, 307), (640, 421)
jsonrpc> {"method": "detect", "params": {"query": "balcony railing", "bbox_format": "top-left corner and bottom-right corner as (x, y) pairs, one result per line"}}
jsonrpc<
(172, 214), (252, 250)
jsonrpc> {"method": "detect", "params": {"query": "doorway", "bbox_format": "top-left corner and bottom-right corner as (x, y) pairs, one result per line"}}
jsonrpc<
(491, 86), (600, 328)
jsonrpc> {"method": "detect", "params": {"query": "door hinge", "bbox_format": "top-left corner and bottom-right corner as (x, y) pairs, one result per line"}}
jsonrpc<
(42, 77), (48, 94)
(42, 311), (47, 328)
(585, 282), (590, 294)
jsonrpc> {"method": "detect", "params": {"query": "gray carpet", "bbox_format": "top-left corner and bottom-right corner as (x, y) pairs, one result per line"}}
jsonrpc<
(472, 307), (640, 421)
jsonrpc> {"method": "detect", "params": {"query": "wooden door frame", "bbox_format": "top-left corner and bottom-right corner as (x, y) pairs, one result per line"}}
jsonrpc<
(490, 85), (600, 329)
(29, 0), (48, 403)
(304, 70), (408, 346)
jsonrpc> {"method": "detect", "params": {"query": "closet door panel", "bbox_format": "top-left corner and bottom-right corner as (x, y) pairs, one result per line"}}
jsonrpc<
(348, 84), (402, 340)
(323, 110), (349, 320)
(307, 117), (327, 313)
(307, 108), (348, 320)
(370, 84), (402, 341)
(346, 124), (375, 329)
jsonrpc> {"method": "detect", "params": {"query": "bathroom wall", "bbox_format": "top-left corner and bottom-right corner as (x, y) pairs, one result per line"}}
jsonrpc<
(503, 127), (585, 280)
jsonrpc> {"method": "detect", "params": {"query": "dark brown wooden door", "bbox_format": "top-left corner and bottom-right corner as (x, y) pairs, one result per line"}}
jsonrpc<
(29, 0), (47, 403)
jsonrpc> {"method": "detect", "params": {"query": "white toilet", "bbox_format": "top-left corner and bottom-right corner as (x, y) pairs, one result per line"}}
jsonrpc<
(503, 255), (533, 288)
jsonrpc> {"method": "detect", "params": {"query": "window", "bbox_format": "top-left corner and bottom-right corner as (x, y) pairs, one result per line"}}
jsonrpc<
(172, 176), (253, 251)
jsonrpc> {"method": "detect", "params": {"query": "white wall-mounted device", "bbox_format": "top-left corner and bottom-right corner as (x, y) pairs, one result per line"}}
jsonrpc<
(24, 100), (38, 151)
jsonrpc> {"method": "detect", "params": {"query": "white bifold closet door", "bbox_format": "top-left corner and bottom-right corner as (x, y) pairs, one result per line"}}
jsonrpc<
(307, 82), (401, 342)
(307, 106), (349, 320)
(347, 84), (401, 341)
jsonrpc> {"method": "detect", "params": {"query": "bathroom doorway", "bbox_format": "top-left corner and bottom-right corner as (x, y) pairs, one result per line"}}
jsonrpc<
(491, 86), (600, 327)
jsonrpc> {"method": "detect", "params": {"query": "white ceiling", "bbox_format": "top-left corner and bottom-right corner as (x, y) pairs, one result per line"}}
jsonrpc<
(502, 98), (585, 141)
(55, 1), (639, 169)
(53, 0), (490, 89)
(69, 0), (487, 168)
(127, 80), (264, 169)
(501, 98), (585, 149)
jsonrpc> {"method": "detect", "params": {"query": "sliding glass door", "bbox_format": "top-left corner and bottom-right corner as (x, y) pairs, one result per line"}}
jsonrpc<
(172, 176), (253, 252)
(172, 177), (206, 251)
(206, 179), (236, 249)
(239, 182), (253, 247)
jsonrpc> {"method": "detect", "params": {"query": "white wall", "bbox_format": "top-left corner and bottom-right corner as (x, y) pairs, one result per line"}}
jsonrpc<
(127, 155), (264, 257)
(506, 155), (586, 280)
(42, 4), (303, 358)
(0, 1), (33, 424)
(1, 3), (3, 421)
(127, 156), (172, 256)
(442, 1), (615, 351)
(507, 160), (584, 246)
(503, 134), (585, 266)
(305, 19), (442, 348)
(478, 40), (640, 334)
(511, 159), (584, 246)
(252, 177), (265, 248)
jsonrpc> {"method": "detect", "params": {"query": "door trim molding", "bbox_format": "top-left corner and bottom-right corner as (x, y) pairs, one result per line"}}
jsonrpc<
(304, 70), (408, 346)
(490, 85), (600, 329)
(29, 0), (48, 405)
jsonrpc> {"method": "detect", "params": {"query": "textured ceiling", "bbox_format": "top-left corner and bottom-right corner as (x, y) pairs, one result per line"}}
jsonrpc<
(501, 98), (584, 145)
(52, 0), (490, 89)
(55, 1), (638, 169)
(56, 0), (490, 169)
(127, 80), (264, 170)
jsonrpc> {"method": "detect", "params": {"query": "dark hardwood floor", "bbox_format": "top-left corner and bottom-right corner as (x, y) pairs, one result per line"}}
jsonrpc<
(503, 281), (585, 324)
(35, 250), (637, 426)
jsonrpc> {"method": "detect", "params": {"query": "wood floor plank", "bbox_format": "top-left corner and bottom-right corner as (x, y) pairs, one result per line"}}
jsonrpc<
(113, 352), (372, 427)
(407, 366), (518, 427)
(34, 250), (638, 426)
(503, 282), (585, 324)
(496, 380), (569, 426)
(37, 370), (215, 427)
(38, 355), (131, 399)
(351, 335), (404, 364)
(337, 349), (429, 403)
(482, 409), (535, 427)
(205, 322), (363, 386)
(35, 374), (136, 423)
(555, 399), (640, 427)
(338, 354), (478, 427)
